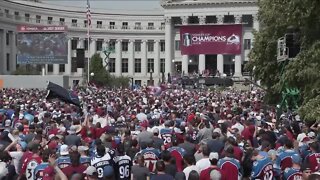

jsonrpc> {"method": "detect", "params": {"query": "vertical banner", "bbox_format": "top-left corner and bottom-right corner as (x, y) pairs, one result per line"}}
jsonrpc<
(180, 24), (242, 55)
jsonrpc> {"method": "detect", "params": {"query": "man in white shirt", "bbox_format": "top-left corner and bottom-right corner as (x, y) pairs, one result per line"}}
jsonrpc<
(196, 145), (211, 172)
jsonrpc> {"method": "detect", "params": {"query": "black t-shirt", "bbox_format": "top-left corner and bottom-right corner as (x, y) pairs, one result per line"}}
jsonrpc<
(164, 163), (176, 177)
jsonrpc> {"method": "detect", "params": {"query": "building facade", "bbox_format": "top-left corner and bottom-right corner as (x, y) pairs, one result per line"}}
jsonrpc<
(0, 0), (258, 86)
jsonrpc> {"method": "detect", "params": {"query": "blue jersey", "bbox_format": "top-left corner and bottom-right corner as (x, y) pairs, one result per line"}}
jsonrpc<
(34, 162), (49, 180)
(275, 150), (298, 173)
(91, 152), (115, 179)
(138, 147), (161, 172)
(283, 168), (302, 180)
(160, 128), (173, 146)
(55, 156), (71, 169)
(251, 157), (274, 180)
(80, 156), (91, 166)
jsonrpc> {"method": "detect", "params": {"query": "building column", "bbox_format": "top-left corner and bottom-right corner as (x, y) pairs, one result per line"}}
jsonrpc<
(90, 38), (96, 57)
(65, 38), (72, 75)
(216, 15), (224, 76)
(115, 39), (122, 76)
(10, 31), (16, 72)
(154, 39), (160, 78)
(2, 30), (7, 74)
(253, 14), (259, 31)
(128, 39), (134, 76)
(76, 38), (84, 75)
(164, 17), (172, 76)
(199, 54), (205, 74)
(234, 55), (242, 77)
(217, 54), (224, 75)
(182, 55), (189, 75)
(141, 40), (147, 76)
(198, 16), (206, 74)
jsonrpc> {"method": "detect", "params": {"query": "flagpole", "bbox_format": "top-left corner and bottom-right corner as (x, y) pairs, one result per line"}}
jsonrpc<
(86, 0), (91, 85)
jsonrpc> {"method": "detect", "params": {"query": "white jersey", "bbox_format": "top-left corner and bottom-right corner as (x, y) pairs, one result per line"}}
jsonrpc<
(91, 153), (114, 179)
(26, 160), (39, 180)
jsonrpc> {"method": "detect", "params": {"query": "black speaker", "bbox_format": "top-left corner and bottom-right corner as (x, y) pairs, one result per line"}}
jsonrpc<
(76, 49), (85, 68)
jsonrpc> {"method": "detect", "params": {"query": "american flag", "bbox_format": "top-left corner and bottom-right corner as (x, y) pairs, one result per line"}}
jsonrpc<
(86, 0), (91, 32)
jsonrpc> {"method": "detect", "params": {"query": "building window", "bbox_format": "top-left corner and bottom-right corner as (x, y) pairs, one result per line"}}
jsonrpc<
(71, 57), (77, 72)
(147, 58), (154, 73)
(134, 58), (141, 73)
(160, 58), (165, 73)
(109, 58), (115, 72)
(109, 22), (115, 29)
(84, 39), (88, 50)
(14, 12), (20, 20)
(96, 39), (103, 51)
(134, 41), (141, 52)
(6, 32), (9, 45)
(242, 15), (253, 27)
(72, 19), (77, 27)
(109, 40), (116, 50)
(47, 64), (53, 72)
(121, 58), (128, 73)
(5, 9), (10, 18)
(134, 80), (141, 86)
(175, 40), (180, 51)
(134, 22), (141, 29)
(244, 39), (251, 50)
(71, 39), (77, 50)
(147, 41), (154, 52)
(60, 18), (65, 25)
(121, 41), (128, 51)
(47, 17), (53, 24)
(36, 15), (41, 23)
(25, 13), (30, 22)
(147, 22), (154, 29)
(160, 41), (165, 52)
(206, 16), (217, 24)
(160, 22), (165, 29)
(122, 22), (128, 29)
(97, 21), (102, 28)
(84, 20), (88, 27)
(224, 15), (235, 23)
(59, 64), (65, 72)
(6, 53), (10, 71)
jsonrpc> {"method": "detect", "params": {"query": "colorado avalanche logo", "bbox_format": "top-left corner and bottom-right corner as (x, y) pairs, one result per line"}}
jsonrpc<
(227, 34), (240, 45)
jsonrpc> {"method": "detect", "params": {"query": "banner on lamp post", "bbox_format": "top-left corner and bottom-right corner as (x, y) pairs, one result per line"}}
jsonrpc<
(180, 24), (242, 55)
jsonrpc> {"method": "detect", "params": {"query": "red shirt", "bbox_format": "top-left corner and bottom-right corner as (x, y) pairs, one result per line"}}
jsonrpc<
(62, 165), (87, 178)
(307, 153), (320, 172)
(200, 167), (222, 180)
(233, 146), (243, 162)
(21, 154), (42, 179)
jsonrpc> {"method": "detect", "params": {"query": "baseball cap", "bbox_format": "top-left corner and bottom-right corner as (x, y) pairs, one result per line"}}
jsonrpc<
(4, 119), (11, 127)
(209, 152), (219, 160)
(84, 166), (97, 176)
(291, 154), (301, 164)
(60, 144), (69, 156)
(308, 132), (316, 139)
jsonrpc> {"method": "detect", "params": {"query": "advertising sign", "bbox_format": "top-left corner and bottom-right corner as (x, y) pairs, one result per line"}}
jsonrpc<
(180, 24), (242, 55)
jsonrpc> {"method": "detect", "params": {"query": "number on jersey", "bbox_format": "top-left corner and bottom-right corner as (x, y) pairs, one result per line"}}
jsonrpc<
(119, 165), (130, 178)
(162, 134), (172, 145)
(264, 171), (273, 180)
(97, 167), (104, 178)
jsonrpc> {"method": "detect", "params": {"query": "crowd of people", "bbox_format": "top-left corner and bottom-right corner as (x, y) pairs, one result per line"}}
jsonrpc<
(0, 86), (319, 180)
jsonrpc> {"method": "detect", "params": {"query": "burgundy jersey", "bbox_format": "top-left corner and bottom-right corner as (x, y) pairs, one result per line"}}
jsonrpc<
(307, 153), (320, 172)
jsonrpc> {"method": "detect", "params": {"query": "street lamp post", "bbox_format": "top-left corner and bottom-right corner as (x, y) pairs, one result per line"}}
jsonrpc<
(131, 77), (134, 90)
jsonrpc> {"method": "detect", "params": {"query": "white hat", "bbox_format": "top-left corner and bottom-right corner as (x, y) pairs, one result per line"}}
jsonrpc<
(308, 132), (316, 138)
(4, 119), (11, 127)
(60, 144), (69, 156)
(78, 146), (89, 152)
(67, 126), (77, 134)
(209, 152), (219, 160)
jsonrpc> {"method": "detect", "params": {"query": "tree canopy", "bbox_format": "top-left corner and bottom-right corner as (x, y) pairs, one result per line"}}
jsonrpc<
(247, 0), (320, 122)
(90, 53), (130, 88)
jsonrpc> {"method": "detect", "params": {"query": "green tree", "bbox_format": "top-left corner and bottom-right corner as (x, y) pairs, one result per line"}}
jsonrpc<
(89, 53), (130, 88)
(247, 0), (320, 121)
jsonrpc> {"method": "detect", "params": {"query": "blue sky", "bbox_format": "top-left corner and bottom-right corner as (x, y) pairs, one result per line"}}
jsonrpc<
(42, 0), (162, 10)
